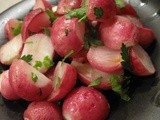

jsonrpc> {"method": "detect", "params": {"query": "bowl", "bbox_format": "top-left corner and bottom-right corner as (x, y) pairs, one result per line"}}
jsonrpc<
(0, 0), (160, 120)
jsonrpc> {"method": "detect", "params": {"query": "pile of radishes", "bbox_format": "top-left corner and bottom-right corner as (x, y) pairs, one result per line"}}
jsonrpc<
(0, 0), (156, 120)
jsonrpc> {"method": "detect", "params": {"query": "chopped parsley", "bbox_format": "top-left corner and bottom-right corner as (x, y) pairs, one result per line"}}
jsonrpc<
(55, 76), (61, 89)
(21, 54), (33, 63)
(45, 9), (57, 24)
(94, 7), (104, 19)
(43, 27), (51, 37)
(62, 50), (74, 63)
(115, 0), (126, 8)
(25, 41), (33, 44)
(43, 56), (54, 68)
(12, 22), (22, 36)
(88, 77), (102, 87)
(31, 72), (38, 83)
(33, 61), (43, 70)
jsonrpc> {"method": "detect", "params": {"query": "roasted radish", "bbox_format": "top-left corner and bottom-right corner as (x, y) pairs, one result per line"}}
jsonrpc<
(33, 0), (52, 11)
(0, 34), (23, 65)
(9, 60), (53, 101)
(47, 61), (77, 102)
(24, 101), (63, 120)
(62, 86), (110, 120)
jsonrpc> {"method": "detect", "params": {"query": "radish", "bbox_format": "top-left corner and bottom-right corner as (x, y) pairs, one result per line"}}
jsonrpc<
(47, 61), (77, 102)
(4, 19), (22, 40)
(24, 101), (63, 120)
(57, 0), (82, 15)
(9, 59), (53, 101)
(100, 15), (139, 50)
(51, 16), (85, 57)
(138, 27), (155, 48)
(71, 60), (124, 90)
(1, 70), (20, 100)
(130, 45), (155, 76)
(87, 46), (123, 72)
(21, 34), (54, 73)
(125, 15), (143, 27)
(62, 86), (110, 120)
(0, 34), (23, 65)
(21, 8), (51, 41)
(86, 0), (116, 22)
(33, 0), (52, 11)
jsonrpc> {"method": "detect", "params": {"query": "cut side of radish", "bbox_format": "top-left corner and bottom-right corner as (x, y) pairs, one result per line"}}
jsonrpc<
(130, 45), (155, 76)
(87, 46), (122, 72)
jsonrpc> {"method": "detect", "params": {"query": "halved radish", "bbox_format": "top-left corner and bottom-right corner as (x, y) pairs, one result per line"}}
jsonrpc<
(87, 46), (122, 72)
(71, 60), (124, 90)
(100, 15), (139, 50)
(47, 61), (77, 102)
(138, 27), (155, 48)
(57, 0), (82, 15)
(51, 16), (85, 57)
(1, 70), (20, 100)
(9, 59), (53, 101)
(21, 34), (54, 73)
(4, 19), (22, 40)
(130, 45), (155, 76)
(87, 0), (116, 22)
(22, 8), (51, 41)
(33, 0), (52, 11)
(0, 34), (23, 65)
(62, 86), (110, 120)
(24, 101), (63, 120)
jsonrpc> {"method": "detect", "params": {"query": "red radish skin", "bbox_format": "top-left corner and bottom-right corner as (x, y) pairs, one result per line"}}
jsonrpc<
(1, 70), (20, 100)
(130, 45), (155, 76)
(57, 0), (82, 15)
(21, 34), (54, 73)
(125, 15), (143, 27)
(33, 0), (52, 11)
(22, 8), (51, 41)
(87, 46), (123, 73)
(71, 60), (124, 90)
(4, 19), (22, 40)
(24, 101), (63, 120)
(100, 15), (139, 50)
(87, 0), (116, 22)
(138, 27), (155, 48)
(62, 86), (110, 120)
(0, 34), (23, 65)
(51, 16), (85, 57)
(9, 60), (53, 101)
(47, 61), (77, 102)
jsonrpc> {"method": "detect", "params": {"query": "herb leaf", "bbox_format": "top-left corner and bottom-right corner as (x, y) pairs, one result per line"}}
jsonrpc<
(21, 54), (33, 63)
(88, 77), (102, 87)
(121, 43), (131, 71)
(12, 22), (22, 36)
(45, 9), (57, 23)
(43, 27), (51, 37)
(55, 76), (61, 89)
(33, 61), (43, 70)
(25, 41), (33, 44)
(110, 74), (130, 101)
(94, 7), (104, 19)
(115, 0), (126, 8)
(31, 72), (38, 83)
(62, 50), (74, 63)
(43, 56), (54, 68)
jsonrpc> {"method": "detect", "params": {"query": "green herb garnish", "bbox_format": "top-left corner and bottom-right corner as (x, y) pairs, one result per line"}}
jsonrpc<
(46, 9), (57, 23)
(33, 61), (43, 70)
(62, 50), (74, 63)
(21, 54), (33, 63)
(43, 27), (51, 37)
(31, 72), (38, 83)
(115, 0), (126, 8)
(88, 77), (102, 87)
(12, 22), (22, 36)
(55, 76), (61, 89)
(94, 7), (104, 19)
(25, 41), (33, 44)
(43, 56), (54, 68)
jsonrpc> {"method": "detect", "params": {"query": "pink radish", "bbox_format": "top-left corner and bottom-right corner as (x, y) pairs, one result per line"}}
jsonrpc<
(125, 15), (143, 27)
(87, 46), (123, 72)
(9, 59), (53, 101)
(130, 45), (155, 76)
(57, 0), (82, 15)
(62, 86), (110, 120)
(100, 15), (139, 50)
(51, 16), (85, 57)
(21, 34), (54, 73)
(47, 61), (77, 102)
(4, 19), (22, 40)
(33, 0), (52, 11)
(22, 8), (51, 41)
(86, 0), (117, 22)
(71, 60), (124, 90)
(0, 34), (23, 65)
(1, 70), (20, 100)
(24, 101), (63, 120)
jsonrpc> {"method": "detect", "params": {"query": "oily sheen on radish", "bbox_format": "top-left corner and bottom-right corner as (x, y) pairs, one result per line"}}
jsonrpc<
(9, 60), (53, 101)
(130, 45), (155, 76)
(24, 101), (63, 120)
(51, 16), (85, 57)
(47, 61), (77, 102)
(87, 46), (122, 73)
(62, 86), (110, 120)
